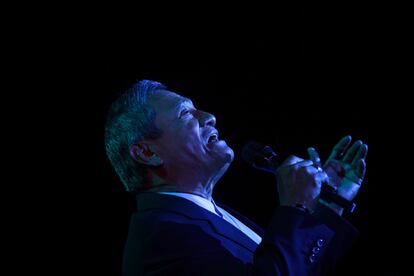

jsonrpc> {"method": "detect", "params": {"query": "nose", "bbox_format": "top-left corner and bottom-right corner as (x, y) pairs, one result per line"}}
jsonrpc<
(198, 111), (216, 127)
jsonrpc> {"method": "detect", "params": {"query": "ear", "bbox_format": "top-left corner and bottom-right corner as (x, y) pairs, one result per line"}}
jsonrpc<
(129, 143), (163, 166)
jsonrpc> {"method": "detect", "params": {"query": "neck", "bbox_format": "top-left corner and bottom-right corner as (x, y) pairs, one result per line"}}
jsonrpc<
(143, 165), (227, 201)
(146, 162), (228, 200)
(146, 178), (215, 201)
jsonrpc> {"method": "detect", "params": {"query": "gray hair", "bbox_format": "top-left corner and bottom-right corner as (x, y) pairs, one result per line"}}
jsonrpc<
(104, 80), (165, 192)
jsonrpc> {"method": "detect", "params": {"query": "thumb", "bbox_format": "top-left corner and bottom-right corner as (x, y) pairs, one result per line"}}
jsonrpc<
(307, 147), (322, 168)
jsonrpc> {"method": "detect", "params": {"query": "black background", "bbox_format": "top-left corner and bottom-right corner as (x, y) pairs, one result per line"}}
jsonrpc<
(19, 2), (408, 275)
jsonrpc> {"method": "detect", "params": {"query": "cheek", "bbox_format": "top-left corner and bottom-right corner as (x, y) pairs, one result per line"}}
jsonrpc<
(183, 121), (206, 154)
(170, 118), (198, 134)
(182, 119), (201, 141)
(161, 119), (204, 156)
(187, 118), (199, 130)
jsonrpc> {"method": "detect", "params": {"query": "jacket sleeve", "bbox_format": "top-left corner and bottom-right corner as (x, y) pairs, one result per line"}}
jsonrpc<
(123, 204), (358, 276)
(253, 204), (359, 275)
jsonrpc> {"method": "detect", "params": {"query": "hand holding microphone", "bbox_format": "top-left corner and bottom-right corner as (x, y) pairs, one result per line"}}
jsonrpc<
(242, 141), (327, 211)
(275, 154), (328, 212)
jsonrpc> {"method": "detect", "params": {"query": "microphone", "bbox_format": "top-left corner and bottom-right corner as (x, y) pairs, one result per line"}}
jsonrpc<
(241, 141), (356, 213)
(241, 141), (279, 174)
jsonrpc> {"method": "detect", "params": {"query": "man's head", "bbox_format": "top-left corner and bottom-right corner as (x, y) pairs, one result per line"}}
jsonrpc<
(105, 80), (234, 195)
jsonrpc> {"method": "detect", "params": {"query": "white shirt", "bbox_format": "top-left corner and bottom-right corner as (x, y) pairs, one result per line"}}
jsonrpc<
(158, 192), (262, 245)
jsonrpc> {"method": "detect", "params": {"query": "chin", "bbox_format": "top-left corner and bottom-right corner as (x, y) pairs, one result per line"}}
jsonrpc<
(210, 140), (234, 164)
(224, 147), (234, 163)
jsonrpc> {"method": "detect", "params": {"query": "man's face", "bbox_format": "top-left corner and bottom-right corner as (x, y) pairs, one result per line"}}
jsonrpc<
(149, 89), (234, 174)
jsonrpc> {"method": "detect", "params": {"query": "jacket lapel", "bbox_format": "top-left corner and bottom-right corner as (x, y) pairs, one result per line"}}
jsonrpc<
(136, 192), (259, 253)
(216, 202), (265, 238)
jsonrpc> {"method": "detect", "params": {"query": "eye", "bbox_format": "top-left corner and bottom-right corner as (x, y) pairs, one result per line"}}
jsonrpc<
(180, 109), (190, 118)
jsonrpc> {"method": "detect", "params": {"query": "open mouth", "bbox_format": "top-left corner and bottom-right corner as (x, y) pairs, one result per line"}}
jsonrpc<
(207, 133), (219, 144)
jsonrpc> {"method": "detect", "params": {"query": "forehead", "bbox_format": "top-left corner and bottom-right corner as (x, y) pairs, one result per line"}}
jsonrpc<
(149, 89), (193, 112)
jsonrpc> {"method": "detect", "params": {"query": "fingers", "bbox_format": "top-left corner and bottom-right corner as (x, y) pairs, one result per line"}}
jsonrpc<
(283, 149), (325, 171)
(292, 160), (314, 170)
(327, 135), (352, 162)
(356, 159), (366, 180)
(305, 148), (328, 188)
(343, 140), (363, 163)
(280, 155), (304, 167)
(278, 155), (314, 172)
(314, 170), (328, 187)
(307, 147), (322, 168)
(351, 143), (368, 167)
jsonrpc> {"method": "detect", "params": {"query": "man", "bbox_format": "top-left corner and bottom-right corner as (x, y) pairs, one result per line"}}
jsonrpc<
(105, 80), (368, 275)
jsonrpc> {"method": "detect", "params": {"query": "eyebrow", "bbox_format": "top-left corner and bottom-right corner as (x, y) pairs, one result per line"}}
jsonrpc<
(177, 97), (194, 108)
(172, 98), (195, 119)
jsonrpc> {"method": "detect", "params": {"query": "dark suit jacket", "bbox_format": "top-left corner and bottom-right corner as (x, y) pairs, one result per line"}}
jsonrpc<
(123, 192), (358, 275)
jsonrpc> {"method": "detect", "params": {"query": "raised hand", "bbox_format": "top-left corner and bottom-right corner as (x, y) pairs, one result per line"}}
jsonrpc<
(323, 135), (368, 201)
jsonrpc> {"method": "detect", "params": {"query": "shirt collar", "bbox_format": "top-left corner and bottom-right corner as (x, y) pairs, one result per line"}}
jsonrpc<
(158, 191), (221, 217)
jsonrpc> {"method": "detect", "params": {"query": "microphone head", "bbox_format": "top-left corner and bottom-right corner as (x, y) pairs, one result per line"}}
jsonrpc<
(241, 141), (279, 174)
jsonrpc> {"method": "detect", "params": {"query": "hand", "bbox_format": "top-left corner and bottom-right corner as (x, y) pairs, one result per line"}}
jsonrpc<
(323, 135), (368, 201)
(276, 155), (327, 211)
